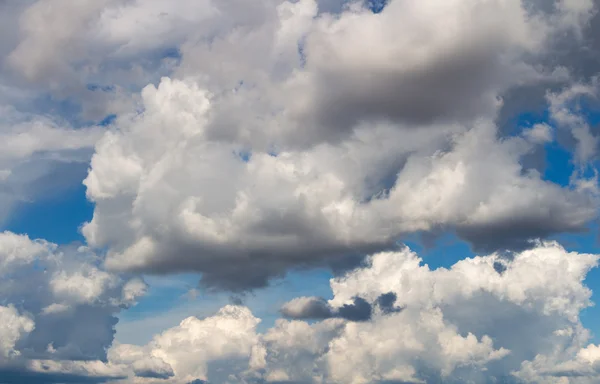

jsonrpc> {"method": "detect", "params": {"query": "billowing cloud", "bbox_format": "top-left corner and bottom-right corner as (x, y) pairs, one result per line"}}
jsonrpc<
(280, 292), (400, 320)
(1, 1), (600, 383)
(89, 242), (600, 383)
(0, 0), (596, 290)
(0, 231), (146, 380)
(83, 76), (598, 289)
(69, 0), (600, 289)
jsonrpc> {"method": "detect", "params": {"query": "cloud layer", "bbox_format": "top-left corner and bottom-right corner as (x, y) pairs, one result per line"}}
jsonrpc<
(62, 242), (600, 383)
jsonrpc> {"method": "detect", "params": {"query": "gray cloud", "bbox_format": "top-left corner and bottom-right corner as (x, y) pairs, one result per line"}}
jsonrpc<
(281, 293), (402, 321)
(280, 296), (373, 321)
(280, 297), (333, 320)
(0, 368), (124, 384)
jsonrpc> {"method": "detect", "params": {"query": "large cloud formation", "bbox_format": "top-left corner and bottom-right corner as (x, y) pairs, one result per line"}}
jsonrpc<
(1, 0), (600, 383)
(74, 0), (600, 290)
(0, 0), (596, 290)
(48, 242), (597, 383)
(83, 83), (599, 289)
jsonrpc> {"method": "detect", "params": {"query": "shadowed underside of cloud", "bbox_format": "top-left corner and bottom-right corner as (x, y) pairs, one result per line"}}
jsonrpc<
(280, 292), (402, 321)
(0, 368), (125, 384)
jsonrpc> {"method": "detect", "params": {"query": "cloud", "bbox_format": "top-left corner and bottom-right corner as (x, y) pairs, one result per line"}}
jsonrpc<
(87, 242), (600, 383)
(0, 1), (600, 382)
(280, 297), (333, 320)
(107, 305), (261, 383)
(0, 0), (597, 291)
(0, 231), (146, 379)
(0, 305), (35, 360)
(281, 296), (374, 321)
(547, 77), (600, 164)
(82, 76), (599, 289)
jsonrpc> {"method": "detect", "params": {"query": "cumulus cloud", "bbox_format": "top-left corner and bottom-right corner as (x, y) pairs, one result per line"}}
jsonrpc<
(82, 76), (599, 289)
(0, 305), (35, 361)
(81, 242), (600, 383)
(0, 231), (146, 379)
(0, 0), (595, 290)
(1, 0), (600, 383)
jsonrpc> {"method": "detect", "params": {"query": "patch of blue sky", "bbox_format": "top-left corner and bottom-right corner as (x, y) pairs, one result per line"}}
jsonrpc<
(116, 268), (334, 345)
(97, 114), (117, 126)
(234, 149), (252, 163)
(366, 0), (388, 14)
(3, 185), (94, 244)
(543, 141), (575, 186)
(402, 231), (475, 270)
(4, 183), (93, 245)
(86, 84), (116, 93)
(510, 110), (580, 187)
(161, 47), (182, 60)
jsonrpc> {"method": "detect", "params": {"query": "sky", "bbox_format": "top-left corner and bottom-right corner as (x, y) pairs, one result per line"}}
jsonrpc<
(1, 0), (600, 383)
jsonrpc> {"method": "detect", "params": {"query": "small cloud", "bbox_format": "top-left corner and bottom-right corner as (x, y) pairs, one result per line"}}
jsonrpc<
(41, 303), (71, 315)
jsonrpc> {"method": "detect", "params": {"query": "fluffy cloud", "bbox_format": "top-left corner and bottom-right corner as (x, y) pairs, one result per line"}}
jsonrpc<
(93, 242), (600, 383)
(1, 239), (597, 383)
(83, 76), (599, 289)
(0, 305), (34, 361)
(0, 231), (146, 380)
(1, 1), (600, 383)
(0, 0), (597, 289)
(72, 0), (600, 289)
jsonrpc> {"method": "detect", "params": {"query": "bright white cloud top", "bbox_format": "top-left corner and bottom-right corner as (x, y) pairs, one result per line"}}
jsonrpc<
(0, 0), (600, 383)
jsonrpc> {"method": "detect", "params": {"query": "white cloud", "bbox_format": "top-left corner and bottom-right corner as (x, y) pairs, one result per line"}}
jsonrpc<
(0, 305), (35, 361)
(83, 76), (598, 289)
(82, 242), (600, 383)
(0, 231), (53, 271)
(0, 232), (146, 375)
(108, 305), (261, 383)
